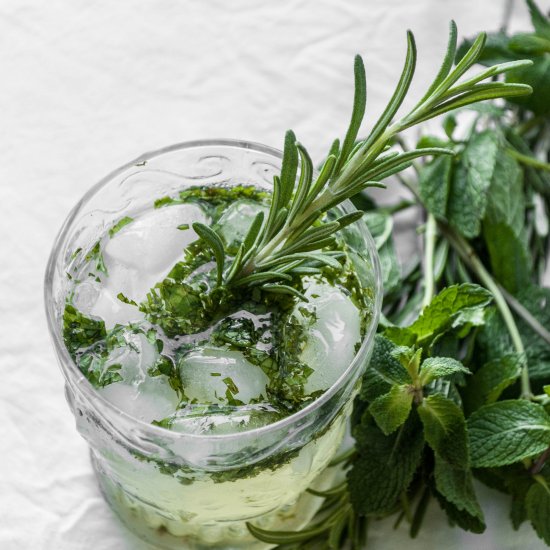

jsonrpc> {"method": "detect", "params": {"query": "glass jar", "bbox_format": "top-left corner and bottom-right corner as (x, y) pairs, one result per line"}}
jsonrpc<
(44, 140), (382, 549)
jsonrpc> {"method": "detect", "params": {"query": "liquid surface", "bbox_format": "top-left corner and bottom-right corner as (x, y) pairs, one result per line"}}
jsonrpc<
(63, 186), (369, 434)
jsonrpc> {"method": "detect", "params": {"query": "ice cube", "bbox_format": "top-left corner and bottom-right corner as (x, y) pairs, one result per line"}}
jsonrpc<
(105, 331), (158, 383)
(104, 203), (207, 272)
(166, 404), (280, 435)
(90, 270), (145, 329)
(178, 347), (270, 405)
(96, 330), (180, 423)
(294, 280), (362, 394)
(88, 204), (207, 327)
(98, 376), (179, 423)
(102, 203), (207, 301)
(215, 200), (268, 253)
(72, 279), (101, 316)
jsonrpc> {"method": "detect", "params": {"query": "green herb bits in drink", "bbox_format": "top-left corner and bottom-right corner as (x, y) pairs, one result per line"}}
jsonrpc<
(63, 184), (372, 430)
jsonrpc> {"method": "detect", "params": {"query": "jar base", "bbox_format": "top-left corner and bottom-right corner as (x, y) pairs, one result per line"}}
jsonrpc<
(91, 450), (339, 550)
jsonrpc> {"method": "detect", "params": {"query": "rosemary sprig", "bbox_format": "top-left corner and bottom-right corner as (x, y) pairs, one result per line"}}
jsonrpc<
(194, 23), (531, 298)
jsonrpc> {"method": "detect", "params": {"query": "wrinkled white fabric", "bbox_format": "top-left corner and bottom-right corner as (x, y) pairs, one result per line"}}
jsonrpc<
(1, 1), (548, 548)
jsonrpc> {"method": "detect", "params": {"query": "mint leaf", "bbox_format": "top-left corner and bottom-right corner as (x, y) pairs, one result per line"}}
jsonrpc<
(434, 489), (486, 534)
(482, 148), (525, 239)
(526, 0), (550, 41)
(348, 414), (424, 515)
(362, 211), (391, 249)
(418, 394), (469, 467)
(506, 56), (550, 116)
(419, 395), (484, 530)
(419, 357), (470, 386)
(419, 154), (452, 219)
(510, 33), (550, 55)
(443, 114), (457, 140)
(507, 129), (550, 197)
(363, 212), (401, 295)
(475, 286), (550, 384)
(379, 242), (402, 296)
(360, 335), (411, 402)
(447, 130), (499, 239)
(472, 467), (509, 494)
(456, 32), (518, 66)
(211, 317), (259, 349)
(462, 354), (522, 413)
(500, 465), (537, 533)
(369, 385), (413, 435)
(483, 223), (531, 295)
(389, 346), (423, 383)
(117, 292), (137, 306)
(526, 481), (550, 544)
(468, 400), (550, 467)
(514, 285), (550, 382)
(434, 460), (485, 531)
(385, 284), (492, 348)
(511, 497), (528, 530)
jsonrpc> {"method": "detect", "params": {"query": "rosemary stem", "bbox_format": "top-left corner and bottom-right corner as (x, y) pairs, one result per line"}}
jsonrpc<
(439, 223), (532, 399)
(498, 284), (550, 346)
(422, 214), (437, 308)
(533, 474), (550, 493)
(239, 191), (328, 277)
(395, 174), (421, 201)
(384, 199), (417, 214)
(331, 128), (394, 192)
(241, 190), (333, 280)
(530, 446), (550, 475)
(517, 116), (544, 136)
(250, 227), (290, 267)
(329, 447), (357, 467)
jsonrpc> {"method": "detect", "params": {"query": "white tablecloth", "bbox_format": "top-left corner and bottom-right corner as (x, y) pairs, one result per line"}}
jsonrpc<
(1, 1), (548, 548)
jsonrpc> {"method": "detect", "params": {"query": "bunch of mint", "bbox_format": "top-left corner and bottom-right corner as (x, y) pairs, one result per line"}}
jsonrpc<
(249, 1), (550, 547)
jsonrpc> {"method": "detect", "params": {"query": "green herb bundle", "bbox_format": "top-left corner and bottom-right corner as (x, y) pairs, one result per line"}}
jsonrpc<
(248, 1), (550, 547)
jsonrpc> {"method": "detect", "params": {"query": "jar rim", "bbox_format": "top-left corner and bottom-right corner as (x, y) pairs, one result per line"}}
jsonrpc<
(44, 138), (383, 443)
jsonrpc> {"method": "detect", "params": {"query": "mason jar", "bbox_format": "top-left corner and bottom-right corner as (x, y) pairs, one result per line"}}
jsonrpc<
(44, 140), (382, 549)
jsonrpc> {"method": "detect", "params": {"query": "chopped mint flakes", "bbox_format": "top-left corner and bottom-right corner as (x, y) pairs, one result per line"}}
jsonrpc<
(62, 305), (122, 389)
(63, 305), (106, 357)
(153, 184), (270, 215)
(139, 278), (210, 338)
(64, 184), (368, 418)
(85, 241), (107, 274)
(211, 317), (260, 349)
(109, 216), (134, 237)
(117, 293), (137, 306)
